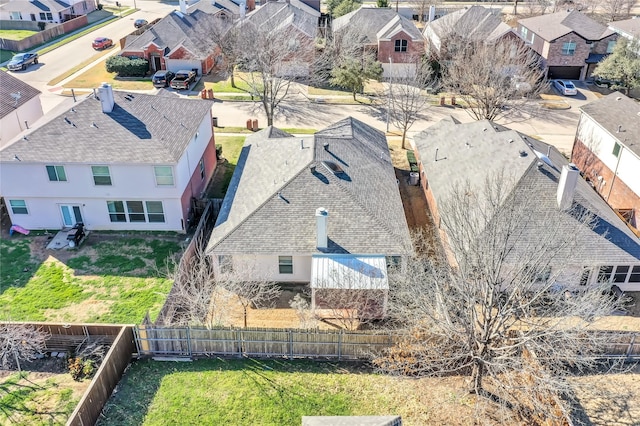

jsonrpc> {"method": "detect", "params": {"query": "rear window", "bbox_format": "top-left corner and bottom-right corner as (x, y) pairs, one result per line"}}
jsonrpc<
(565, 82), (575, 88)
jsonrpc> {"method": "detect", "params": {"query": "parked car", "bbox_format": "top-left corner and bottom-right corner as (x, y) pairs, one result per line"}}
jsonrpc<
(7, 52), (38, 71)
(134, 18), (148, 28)
(152, 70), (176, 88)
(553, 80), (578, 96)
(92, 37), (113, 50)
(170, 70), (197, 90)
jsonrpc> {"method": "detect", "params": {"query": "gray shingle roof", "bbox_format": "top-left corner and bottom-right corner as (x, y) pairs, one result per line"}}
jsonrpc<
(207, 117), (412, 256)
(424, 5), (512, 42)
(123, 9), (224, 58)
(0, 0), (70, 13)
(518, 10), (613, 41)
(245, 1), (318, 37)
(609, 18), (640, 38)
(333, 6), (422, 44)
(0, 71), (41, 120)
(0, 90), (213, 164)
(579, 92), (640, 158)
(413, 118), (640, 265)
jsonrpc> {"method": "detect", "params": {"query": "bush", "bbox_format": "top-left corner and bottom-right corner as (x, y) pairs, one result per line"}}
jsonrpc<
(106, 55), (149, 77)
(97, 3), (103, 9)
(37, 22), (46, 31)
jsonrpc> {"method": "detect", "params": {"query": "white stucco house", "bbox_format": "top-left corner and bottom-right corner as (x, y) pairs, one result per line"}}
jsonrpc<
(0, 71), (43, 150)
(206, 118), (412, 316)
(0, 84), (217, 232)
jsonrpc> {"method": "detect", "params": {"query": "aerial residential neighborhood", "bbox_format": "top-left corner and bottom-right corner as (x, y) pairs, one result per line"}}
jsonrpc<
(0, 0), (639, 425)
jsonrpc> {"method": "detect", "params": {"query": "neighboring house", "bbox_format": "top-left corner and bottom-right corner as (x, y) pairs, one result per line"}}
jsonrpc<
(332, 6), (425, 78)
(0, 0), (95, 23)
(0, 71), (43, 150)
(121, 6), (226, 75)
(241, 0), (320, 77)
(608, 17), (640, 43)
(571, 92), (640, 231)
(423, 5), (515, 58)
(413, 117), (640, 291)
(0, 84), (217, 232)
(206, 118), (412, 315)
(517, 10), (618, 80)
(188, 0), (255, 20)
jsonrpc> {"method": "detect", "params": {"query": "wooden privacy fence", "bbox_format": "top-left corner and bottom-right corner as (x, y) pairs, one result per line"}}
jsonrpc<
(136, 325), (395, 360)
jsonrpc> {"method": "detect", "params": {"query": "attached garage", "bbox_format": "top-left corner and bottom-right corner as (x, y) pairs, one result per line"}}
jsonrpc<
(165, 59), (202, 76)
(547, 66), (582, 80)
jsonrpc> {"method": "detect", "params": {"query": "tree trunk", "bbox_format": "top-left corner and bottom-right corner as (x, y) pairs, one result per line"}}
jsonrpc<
(230, 66), (236, 88)
(352, 89), (357, 101)
(470, 360), (484, 394)
(243, 306), (248, 328)
(401, 128), (408, 150)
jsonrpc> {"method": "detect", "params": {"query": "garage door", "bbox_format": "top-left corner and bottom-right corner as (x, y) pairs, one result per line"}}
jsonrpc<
(548, 66), (581, 80)
(165, 59), (202, 76)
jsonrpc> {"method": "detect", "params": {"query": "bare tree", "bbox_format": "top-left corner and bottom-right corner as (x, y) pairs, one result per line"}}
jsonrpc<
(203, 16), (238, 87)
(443, 37), (546, 121)
(0, 323), (48, 372)
(218, 259), (281, 328)
(387, 60), (433, 149)
(600, 0), (635, 21)
(235, 16), (316, 125)
(375, 172), (623, 422)
(165, 241), (231, 328)
(289, 293), (317, 329)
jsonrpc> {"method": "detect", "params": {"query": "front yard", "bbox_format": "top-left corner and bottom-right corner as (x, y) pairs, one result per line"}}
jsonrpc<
(0, 233), (183, 323)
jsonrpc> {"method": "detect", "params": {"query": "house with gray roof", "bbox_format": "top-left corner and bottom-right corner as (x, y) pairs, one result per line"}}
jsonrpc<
(0, 71), (43, 149)
(0, 84), (217, 233)
(423, 5), (515, 58)
(517, 10), (617, 80)
(332, 6), (425, 78)
(609, 17), (640, 43)
(0, 0), (95, 23)
(413, 117), (640, 291)
(572, 92), (640, 233)
(206, 117), (412, 316)
(121, 7), (227, 75)
(188, 0), (254, 20)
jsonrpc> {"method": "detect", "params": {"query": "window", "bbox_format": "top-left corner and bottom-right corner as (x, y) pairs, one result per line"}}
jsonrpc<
(561, 41), (576, 55)
(613, 266), (630, 283)
(154, 166), (174, 186)
(612, 142), (621, 157)
(199, 158), (205, 180)
(126, 201), (146, 222)
(107, 201), (126, 222)
(394, 39), (408, 52)
(219, 255), (233, 273)
(278, 256), (293, 274)
(46, 165), (67, 182)
(146, 201), (165, 222)
(9, 200), (28, 214)
(598, 265), (614, 282)
(579, 268), (591, 286)
(92, 166), (112, 185)
(521, 27), (528, 39)
(607, 40), (616, 53)
(10, 11), (22, 20)
(630, 266), (640, 283)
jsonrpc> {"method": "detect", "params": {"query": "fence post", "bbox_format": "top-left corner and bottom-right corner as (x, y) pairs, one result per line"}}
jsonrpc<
(236, 329), (243, 357)
(338, 331), (343, 361)
(186, 327), (192, 358)
(288, 330), (293, 360)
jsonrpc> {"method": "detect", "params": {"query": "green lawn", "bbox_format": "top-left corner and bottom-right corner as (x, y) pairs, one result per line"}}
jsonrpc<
(0, 372), (82, 425)
(0, 236), (181, 323)
(97, 359), (448, 425)
(0, 49), (16, 63)
(0, 30), (37, 41)
(212, 135), (245, 198)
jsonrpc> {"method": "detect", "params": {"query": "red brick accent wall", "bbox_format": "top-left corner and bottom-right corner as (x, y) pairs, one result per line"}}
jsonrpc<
(180, 133), (217, 227)
(572, 139), (639, 227)
(546, 32), (591, 67)
(378, 31), (425, 64)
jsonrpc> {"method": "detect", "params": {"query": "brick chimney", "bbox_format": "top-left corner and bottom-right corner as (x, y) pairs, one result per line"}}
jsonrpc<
(316, 207), (328, 249)
(98, 82), (114, 113)
(557, 163), (580, 210)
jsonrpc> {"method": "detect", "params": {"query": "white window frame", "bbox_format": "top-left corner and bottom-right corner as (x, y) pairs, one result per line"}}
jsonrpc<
(9, 200), (28, 215)
(561, 41), (576, 56)
(278, 256), (293, 274)
(154, 166), (174, 186)
(46, 165), (67, 182)
(91, 165), (112, 186)
(607, 40), (616, 54)
(394, 39), (408, 53)
(596, 265), (640, 285)
(106, 200), (165, 223)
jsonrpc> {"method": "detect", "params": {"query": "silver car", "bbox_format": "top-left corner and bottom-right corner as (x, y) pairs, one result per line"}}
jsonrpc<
(553, 80), (578, 96)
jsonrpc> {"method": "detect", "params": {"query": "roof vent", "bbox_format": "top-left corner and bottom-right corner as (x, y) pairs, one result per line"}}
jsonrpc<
(616, 96), (622, 101)
(323, 142), (329, 151)
(533, 149), (554, 168)
(508, 138), (514, 143)
(310, 164), (316, 173)
(13, 155), (21, 161)
(519, 150), (528, 157)
(483, 128), (487, 132)
(91, 122), (98, 128)
(300, 139), (304, 150)
(617, 125), (623, 133)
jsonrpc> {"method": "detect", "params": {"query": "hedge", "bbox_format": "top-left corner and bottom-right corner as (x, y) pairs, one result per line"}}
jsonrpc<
(106, 56), (149, 77)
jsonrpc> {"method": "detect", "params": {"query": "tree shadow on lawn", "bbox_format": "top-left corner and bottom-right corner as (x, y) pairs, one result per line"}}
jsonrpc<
(97, 358), (372, 426)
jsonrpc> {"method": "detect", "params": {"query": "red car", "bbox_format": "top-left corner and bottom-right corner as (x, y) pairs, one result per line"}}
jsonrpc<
(92, 37), (113, 50)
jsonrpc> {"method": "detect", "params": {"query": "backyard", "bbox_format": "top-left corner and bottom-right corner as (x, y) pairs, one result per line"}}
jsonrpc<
(0, 233), (183, 324)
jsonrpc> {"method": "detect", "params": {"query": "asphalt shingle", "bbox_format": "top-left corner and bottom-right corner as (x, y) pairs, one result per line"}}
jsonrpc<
(0, 71), (41, 120)
(518, 10), (613, 41)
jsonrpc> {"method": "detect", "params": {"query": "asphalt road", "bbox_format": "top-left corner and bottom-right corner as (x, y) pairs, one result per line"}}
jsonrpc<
(8, 1), (177, 114)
